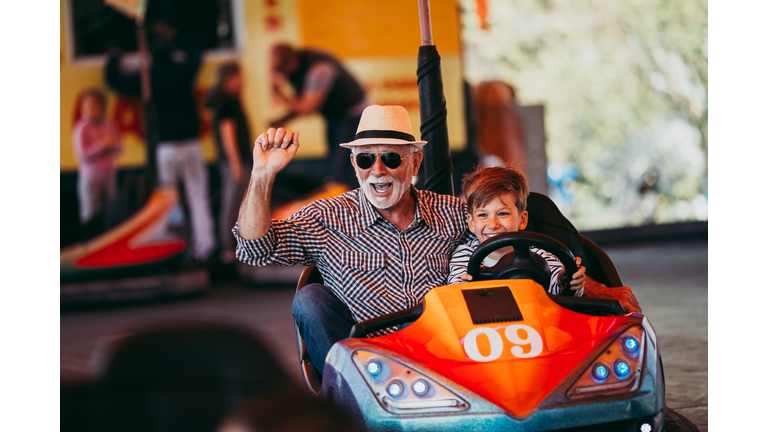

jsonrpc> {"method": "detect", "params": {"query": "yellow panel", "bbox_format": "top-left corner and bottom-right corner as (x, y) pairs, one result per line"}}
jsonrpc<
(346, 54), (466, 151)
(61, 0), (466, 171)
(298, 0), (461, 57)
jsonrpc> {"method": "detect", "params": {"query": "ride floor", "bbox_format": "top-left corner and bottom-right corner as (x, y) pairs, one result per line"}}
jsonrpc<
(60, 239), (708, 431)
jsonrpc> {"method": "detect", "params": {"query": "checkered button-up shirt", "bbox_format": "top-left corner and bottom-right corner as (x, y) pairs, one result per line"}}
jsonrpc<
(234, 186), (472, 323)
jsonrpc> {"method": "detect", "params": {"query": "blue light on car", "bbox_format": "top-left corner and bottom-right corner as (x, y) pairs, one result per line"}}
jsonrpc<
(388, 380), (404, 397)
(366, 360), (382, 376)
(412, 379), (429, 396)
(640, 423), (652, 432)
(615, 360), (631, 379)
(623, 336), (639, 353)
(592, 363), (610, 381)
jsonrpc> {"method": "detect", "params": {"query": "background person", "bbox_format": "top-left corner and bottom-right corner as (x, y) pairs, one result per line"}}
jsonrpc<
(206, 62), (253, 263)
(471, 81), (528, 170)
(269, 43), (367, 189)
(72, 88), (123, 224)
(105, 20), (216, 264)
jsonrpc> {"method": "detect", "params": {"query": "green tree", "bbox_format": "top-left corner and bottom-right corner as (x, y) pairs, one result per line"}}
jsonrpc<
(460, 0), (707, 229)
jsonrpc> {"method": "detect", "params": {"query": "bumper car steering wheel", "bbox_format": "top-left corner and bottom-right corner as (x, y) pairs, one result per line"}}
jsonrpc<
(466, 231), (580, 296)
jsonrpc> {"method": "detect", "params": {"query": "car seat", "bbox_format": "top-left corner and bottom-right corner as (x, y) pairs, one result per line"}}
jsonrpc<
(524, 192), (624, 287)
(293, 192), (624, 392)
(295, 266), (325, 395)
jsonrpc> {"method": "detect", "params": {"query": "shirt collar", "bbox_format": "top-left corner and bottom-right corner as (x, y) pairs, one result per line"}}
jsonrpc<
(357, 188), (381, 231)
(412, 187), (434, 231)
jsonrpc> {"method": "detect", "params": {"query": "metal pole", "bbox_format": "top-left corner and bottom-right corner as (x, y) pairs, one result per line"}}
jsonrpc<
(416, 0), (454, 196)
(418, 0), (433, 46)
(137, 17), (151, 103)
(136, 17), (158, 186)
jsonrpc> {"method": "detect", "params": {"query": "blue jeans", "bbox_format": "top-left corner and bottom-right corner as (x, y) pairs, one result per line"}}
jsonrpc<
(292, 283), (356, 373)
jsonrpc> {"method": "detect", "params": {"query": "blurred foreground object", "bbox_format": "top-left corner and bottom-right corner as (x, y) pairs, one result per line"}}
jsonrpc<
(62, 322), (310, 432)
(217, 392), (361, 432)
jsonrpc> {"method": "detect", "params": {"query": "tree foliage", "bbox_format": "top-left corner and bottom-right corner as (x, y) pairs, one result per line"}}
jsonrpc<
(460, 0), (708, 229)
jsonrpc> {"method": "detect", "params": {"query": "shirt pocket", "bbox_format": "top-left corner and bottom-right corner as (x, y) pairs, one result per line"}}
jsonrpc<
(336, 251), (388, 301)
(425, 253), (450, 279)
(342, 251), (386, 273)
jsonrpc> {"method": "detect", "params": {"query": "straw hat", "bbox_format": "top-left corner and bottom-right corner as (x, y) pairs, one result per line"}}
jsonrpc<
(339, 105), (428, 149)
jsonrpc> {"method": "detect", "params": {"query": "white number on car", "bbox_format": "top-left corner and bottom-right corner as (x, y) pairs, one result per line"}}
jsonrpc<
(463, 324), (543, 362)
(463, 327), (505, 362)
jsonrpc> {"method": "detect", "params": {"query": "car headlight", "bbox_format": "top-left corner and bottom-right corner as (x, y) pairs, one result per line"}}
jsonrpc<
(352, 349), (469, 415)
(566, 326), (645, 399)
(412, 379), (430, 396)
(592, 362), (611, 382)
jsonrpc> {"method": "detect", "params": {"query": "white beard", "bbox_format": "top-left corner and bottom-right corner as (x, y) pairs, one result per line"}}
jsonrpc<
(356, 172), (411, 210)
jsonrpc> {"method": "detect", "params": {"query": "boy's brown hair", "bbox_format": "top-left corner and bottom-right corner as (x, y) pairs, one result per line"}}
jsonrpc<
(462, 165), (530, 213)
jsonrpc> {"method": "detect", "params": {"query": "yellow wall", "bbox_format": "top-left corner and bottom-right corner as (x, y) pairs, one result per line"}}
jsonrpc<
(60, 0), (466, 172)
(297, 0), (461, 57)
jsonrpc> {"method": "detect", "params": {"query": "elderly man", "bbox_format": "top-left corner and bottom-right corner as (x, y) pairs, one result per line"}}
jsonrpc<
(235, 105), (470, 371)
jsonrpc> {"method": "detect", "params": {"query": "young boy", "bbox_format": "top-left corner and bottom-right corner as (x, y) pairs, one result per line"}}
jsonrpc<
(448, 166), (586, 296)
(72, 88), (123, 224)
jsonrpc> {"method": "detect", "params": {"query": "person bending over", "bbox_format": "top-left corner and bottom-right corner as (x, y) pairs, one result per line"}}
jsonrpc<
(269, 43), (367, 188)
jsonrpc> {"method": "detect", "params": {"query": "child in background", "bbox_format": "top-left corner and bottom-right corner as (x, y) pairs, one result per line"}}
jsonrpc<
(447, 165), (586, 296)
(72, 88), (122, 224)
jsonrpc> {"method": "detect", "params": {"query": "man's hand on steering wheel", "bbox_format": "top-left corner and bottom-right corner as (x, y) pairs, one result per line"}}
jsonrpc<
(561, 256), (587, 293)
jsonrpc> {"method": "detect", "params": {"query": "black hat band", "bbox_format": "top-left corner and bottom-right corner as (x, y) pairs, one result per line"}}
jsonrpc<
(354, 130), (415, 142)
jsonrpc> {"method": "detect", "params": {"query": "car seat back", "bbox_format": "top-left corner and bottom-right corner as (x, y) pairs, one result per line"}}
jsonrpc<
(525, 192), (624, 288)
(295, 265), (324, 394)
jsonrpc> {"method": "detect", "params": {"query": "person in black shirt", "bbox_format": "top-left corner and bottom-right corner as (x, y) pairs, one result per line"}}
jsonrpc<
(269, 43), (368, 188)
(105, 21), (216, 263)
(206, 62), (253, 262)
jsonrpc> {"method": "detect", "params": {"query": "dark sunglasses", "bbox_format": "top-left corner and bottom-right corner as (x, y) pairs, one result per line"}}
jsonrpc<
(355, 151), (418, 170)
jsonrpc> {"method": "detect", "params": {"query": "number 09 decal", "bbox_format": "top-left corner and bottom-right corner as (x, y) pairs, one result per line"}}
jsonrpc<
(463, 324), (543, 362)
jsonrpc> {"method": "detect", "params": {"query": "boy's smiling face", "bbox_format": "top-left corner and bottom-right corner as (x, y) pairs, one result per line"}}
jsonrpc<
(468, 192), (529, 244)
